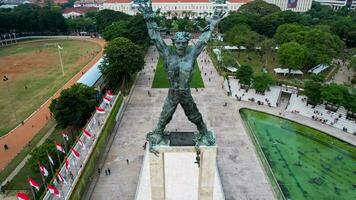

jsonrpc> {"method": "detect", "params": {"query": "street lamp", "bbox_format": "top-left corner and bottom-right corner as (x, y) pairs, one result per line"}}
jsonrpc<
(3, 75), (18, 123)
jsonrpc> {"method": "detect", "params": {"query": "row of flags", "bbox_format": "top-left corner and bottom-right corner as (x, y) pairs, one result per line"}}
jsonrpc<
(17, 91), (114, 200)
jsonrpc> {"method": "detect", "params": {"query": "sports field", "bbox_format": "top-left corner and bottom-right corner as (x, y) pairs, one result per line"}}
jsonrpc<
(0, 39), (101, 136)
(152, 57), (204, 88)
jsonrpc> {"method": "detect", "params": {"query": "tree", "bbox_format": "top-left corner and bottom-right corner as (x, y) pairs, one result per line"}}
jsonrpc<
(225, 24), (260, 57)
(303, 75), (324, 105)
(239, 0), (280, 16)
(28, 141), (57, 175)
(96, 9), (130, 32)
(350, 57), (356, 71)
(278, 42), (308, 72)
(101, 15), (149, 46)
(49, 84), (97, 130)
(252, 73), (275, 94)
(344, 94), (356, 113)
(222, 51), (236, 67)
(66, 17), (96, 33)
(261, 38), (275, 66)
(274, 23), (308, 45)
(236, 65), (253, 86)
(100, 37), (144, 89)
(219, 12), (259, 33)
(102, 20), (130, 41)
(321, 83), (348, 106)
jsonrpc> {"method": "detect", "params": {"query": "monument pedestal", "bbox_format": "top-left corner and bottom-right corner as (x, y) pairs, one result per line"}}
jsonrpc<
(135, 132), (224, 200)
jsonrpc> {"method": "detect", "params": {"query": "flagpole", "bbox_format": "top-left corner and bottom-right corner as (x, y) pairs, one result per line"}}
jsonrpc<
(47, 151), (55, 177)
(57, 43), (65, 77)
(62, 134), (68, 153)
(28, 176), (37, 200)
(56, 148), (62, 165)
(38, 162), (47, 188)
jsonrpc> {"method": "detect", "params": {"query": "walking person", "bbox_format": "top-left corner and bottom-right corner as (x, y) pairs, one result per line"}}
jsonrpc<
(107, 168), (111, 176)
(126, 159), (129, 165)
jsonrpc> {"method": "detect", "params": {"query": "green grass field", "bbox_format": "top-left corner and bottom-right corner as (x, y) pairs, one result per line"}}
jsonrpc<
(0, 39), (101, 136)
(151, 57), (204, 88)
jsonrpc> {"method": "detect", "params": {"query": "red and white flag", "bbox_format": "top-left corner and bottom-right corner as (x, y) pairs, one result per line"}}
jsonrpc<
(65, 158), (70, 170)
(106, 90), (113, 98)
(78, 138), (85, 149)
(62, 132), (69, 141)
(28, 177), (40, 191)
(103, 96), (111, 104)
(83, 129), (91, 139)
(96, 107), (105, 114)
(57, 44), (63, 50)
(55, 142), (65, 153)
(48, 185), (61, 197)
(48, 154), (54, 165)
(17, 192), (30, 200)
(57, 173), (67, 184)
(39, 164), (49, 177)
(71, 147), (80, 159)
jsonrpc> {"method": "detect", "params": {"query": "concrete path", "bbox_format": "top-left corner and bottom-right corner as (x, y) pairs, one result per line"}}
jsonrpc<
(88, 45), (276, 200)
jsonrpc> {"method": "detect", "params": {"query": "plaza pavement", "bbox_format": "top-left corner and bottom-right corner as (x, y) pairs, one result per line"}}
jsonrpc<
(87, 45), (276, 200)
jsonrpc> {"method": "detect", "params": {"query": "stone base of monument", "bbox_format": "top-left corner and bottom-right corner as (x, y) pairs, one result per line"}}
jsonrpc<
(135, 132), (225, 200)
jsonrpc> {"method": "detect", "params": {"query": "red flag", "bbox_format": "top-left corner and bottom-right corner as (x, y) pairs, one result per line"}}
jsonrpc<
(28, 177), (40, 191)
(17, 192), (30, 200)
(48, 185), (61, 197)
(96, 107), (105, 114)
(39, 163), (49, 177)
(55, 142), (65, 153)
(65, 158), (70, 170)
(71, 147), (80, 159)
(103, 96), (111, 103)
(78, 138), (85, 149)
(57, 173), (67, 184)
(83, 129), (91, 139)
(107, 90), (113, 96)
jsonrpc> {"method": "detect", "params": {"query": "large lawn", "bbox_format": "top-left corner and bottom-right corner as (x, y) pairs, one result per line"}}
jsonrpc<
(151, 57), (204, 88)
(0, 39), (101, 136)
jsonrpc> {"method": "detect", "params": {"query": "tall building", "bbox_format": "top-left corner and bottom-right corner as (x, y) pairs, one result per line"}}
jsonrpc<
(313, 0), (356, 10)
(264, 0), (313, 12)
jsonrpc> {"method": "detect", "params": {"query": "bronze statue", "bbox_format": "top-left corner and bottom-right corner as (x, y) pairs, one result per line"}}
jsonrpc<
(138, 1), (225, 149)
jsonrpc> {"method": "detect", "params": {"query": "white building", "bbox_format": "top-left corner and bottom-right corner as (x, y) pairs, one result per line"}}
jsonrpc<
(264, 0), (313, 12)
(313, 0), (356, 10)
(62, 7), (98, 18)
(101, 0), (313, 15)
(102, 0), (251, 17)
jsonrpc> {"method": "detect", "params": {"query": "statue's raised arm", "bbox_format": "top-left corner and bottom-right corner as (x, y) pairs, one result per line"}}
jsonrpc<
(138, 0), (169, 58)
(192, 9), (225, 58)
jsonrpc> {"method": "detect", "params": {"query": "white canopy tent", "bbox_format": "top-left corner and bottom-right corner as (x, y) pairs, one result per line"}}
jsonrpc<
(274, 68), (303, 75)
(308, 64), (329, 74)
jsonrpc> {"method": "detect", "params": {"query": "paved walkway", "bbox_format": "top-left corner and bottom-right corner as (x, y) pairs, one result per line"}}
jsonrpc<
(331, 59), (354, 85)
(88, 45), (275, 200)
(0, 38), (106, 170)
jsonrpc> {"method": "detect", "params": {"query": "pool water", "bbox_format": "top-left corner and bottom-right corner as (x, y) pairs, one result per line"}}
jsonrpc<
(240, 109), (356, 200)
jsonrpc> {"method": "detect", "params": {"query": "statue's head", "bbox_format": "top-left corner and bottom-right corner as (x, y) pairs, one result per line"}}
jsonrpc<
(172, 32), (191, 56)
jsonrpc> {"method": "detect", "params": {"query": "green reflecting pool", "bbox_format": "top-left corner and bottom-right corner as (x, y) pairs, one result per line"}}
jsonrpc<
(240, 109), (356, 200)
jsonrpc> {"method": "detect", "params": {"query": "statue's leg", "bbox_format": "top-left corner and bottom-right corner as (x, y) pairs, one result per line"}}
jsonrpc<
(156, 90), (179, 132)
(179, 90), (207, 133)
(180, 90), (215, 146)
(148, 90), (179, 145)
